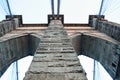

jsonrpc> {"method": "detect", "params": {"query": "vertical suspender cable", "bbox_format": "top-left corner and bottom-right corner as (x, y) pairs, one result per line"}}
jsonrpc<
(57, 0), (60, 16)
(6, 1), (19, 80)
(16, 61), (19, 80)
(95, 1), (104, 79)
(93, 60), (96, 80)
(51, 0), (54, 16)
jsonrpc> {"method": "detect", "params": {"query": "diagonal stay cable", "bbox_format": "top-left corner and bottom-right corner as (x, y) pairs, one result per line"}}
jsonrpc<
(0, 0), (9, 15)
(101, 0), (112, 15)
(6, 0), (12, 16)
(99, 0), (104, 16)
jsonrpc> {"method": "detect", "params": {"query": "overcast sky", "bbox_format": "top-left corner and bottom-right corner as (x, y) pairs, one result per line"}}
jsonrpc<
(0, 0), (120, 23)
(0, 0), (101, 23)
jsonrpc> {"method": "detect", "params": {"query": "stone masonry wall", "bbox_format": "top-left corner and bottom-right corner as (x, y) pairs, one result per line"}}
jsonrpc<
(89, 15), (120, 42)
(0, 18), (19, 37)
(0, 34), (29, 77)
(0, 34), (40, 77)
(71, 33), (120, 80)
(24, 20), (87, 80)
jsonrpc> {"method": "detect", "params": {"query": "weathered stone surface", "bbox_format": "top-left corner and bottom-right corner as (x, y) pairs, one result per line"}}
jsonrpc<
(0, 19), (19, 37)
(0, 34), (29, 76)
(24, 72), (87, 80)
(87, 15), (120, 79)
(71, 32), (120, 79)
(89, 15), (120, 42)
(0, 34), (40, 77)
(24, 20), (87, 80)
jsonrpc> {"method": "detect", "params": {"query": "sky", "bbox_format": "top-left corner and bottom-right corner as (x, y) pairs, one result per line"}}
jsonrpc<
(1, 0), (120, 23)
(79, 55), (112, 80)
(0, 0), (101, 23)
(0, 0), (120, 80)
(0, 56), (33, 80)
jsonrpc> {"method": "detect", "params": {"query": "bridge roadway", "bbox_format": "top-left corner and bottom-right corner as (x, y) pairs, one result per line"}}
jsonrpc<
(0, 20), (120, 79)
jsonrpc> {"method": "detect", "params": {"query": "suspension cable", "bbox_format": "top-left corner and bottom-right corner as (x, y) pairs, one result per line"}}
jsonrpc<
(51, 0), (54, 16)
(101, 0), (113, 14)
(99, 0), (104, 16)
(93, 60), (96, 80)
(16, 61), (19, 80)
(57, 0), (60, 16)
(6, 0), (12, 16)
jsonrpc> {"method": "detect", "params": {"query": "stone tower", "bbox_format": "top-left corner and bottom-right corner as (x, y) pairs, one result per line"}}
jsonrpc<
(0, 15), (120, 80)
(24, 20), (87, 80)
